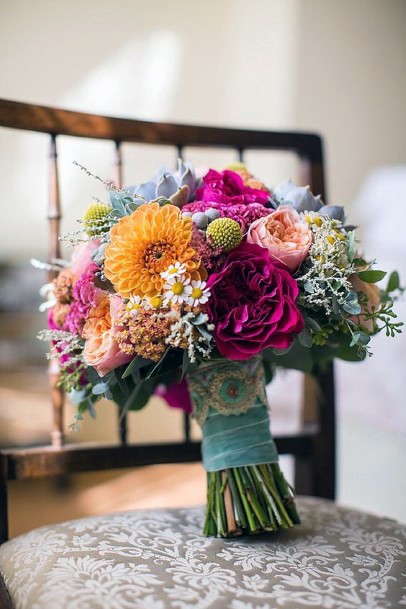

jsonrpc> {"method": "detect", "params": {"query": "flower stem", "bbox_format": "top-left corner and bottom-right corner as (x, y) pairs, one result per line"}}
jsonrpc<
(204, 463), (300, 537)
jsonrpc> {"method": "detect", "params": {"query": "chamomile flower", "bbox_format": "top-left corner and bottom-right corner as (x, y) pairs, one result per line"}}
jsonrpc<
(126, 295), (142, 316)
(163, 275), (192, 305)
(187, 280), (211, 306)
(149, 295), (164, 309)
(161, 262), (187, 281)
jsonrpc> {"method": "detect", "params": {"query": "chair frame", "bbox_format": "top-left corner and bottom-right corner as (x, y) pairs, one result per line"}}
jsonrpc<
(0, 99), (335, 551)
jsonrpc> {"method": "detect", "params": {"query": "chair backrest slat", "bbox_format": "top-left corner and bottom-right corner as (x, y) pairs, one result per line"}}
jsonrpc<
(0, 99), (323, 158)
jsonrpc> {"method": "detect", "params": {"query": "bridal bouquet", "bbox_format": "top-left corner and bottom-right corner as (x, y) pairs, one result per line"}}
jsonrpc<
(39, 161), (402, 537)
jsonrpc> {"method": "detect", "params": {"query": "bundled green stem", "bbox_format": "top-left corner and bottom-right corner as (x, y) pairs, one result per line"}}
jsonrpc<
(204, 463), (300, 537)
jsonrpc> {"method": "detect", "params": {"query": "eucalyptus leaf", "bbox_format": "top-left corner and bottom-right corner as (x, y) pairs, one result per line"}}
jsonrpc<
(387, 270), (400, 293)
(262, 341), (313, 373)
(114, 371), (131, 397)
(298, 328), (313, 348)
(122, 356), (152, 379)
(332, 296), (340, 315)
(343, 301), (362, 315)
(358, 269), (387, 283)
(180, 350), (191, 381)
(92, 382), (110, 396)
(306, 317), (321, 332)
(192, 313), (208, 325)
(196, 325), (214, 342)
(123, 379), (156, 412)
(350, 331), (370, 348)
(146, 348), (170, 379)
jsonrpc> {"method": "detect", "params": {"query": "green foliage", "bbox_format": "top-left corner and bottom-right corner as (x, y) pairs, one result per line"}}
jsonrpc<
(357, 269), (387, 283)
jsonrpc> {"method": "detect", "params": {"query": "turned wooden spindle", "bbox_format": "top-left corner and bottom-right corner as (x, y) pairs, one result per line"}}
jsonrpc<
(113, 141), (129, 445)
(113, 140), (123, 189)
(48, 134), (65, 448)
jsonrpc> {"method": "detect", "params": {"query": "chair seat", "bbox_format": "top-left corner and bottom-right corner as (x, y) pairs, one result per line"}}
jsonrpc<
(0, 497), (404, 609)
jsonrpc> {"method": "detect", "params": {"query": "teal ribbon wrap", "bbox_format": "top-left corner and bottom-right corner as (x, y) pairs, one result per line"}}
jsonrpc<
(187, 357), (279, 472)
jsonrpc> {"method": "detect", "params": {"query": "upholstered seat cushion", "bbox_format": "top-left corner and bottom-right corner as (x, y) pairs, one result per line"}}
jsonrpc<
(0, 497), (404, 609)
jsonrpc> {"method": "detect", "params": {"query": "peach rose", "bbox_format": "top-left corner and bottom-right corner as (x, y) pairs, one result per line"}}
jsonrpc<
(83, 293), (131, 377)
(350, 274), (381, 333)
(247, 206), (312, 272)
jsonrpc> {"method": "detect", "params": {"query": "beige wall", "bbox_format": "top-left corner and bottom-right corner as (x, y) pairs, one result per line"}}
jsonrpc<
(1, 0), (405, 259)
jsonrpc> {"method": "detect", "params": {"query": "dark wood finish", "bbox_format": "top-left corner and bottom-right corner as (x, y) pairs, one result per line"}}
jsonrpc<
(0, 454), (8, 546)
(47, 134), (62, 275)
(313, 363), (336, 498)
(47, 134), (66, 448)
(0, 99), (323, 160)
(114, 140), (123, 188)
(2, 434), (313, 481)
(0, 98), (334, 548)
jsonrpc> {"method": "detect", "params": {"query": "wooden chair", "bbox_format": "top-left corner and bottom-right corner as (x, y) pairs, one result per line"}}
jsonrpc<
(0, 99), (403, 609)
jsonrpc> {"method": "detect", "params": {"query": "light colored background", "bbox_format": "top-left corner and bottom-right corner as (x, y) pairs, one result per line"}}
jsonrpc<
(0, 0), (405, 528)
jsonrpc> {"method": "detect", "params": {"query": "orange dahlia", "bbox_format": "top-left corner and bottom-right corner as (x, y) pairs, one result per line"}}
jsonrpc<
(104, 203), (205, 298)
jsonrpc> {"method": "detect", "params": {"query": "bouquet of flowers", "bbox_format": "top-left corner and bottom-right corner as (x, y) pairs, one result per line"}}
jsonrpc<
(38, 160), (402, 538)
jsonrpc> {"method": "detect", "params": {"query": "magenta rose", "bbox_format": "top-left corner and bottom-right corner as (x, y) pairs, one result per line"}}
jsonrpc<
(206, 242), (304, 359)
(195, 169), (270, 206)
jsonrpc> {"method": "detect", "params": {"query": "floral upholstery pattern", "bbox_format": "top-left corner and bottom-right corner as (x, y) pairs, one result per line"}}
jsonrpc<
(0, 497), (404, 609)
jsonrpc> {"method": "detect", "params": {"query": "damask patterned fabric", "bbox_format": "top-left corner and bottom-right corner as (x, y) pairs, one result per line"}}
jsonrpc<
(0, 497), (404, 609)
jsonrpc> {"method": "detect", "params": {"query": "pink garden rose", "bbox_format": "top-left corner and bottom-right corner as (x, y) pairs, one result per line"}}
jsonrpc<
(83, 294), (132, 377)
(207, 242), (304, 359)
(71, 239), (100, 279)
(195, 169), (270, 206)
(247, 206), (312, 273)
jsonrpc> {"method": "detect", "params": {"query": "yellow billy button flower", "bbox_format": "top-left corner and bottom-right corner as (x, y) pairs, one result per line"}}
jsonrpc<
(206, 218), (242, 252)
(82, 202), (111, 236)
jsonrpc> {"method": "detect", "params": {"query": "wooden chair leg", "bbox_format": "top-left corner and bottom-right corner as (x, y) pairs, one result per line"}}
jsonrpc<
(49, 361), (65, 448)
(0, 453), (9, 544)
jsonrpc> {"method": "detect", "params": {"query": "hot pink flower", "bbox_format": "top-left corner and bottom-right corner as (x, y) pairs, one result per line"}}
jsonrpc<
(155, 379), (193, 414)
(207, 242), (303, 359)
(196, 169), (270, 206)
(64, 263), (101, 335)
(71, 239), (100, 279)
(247, 206), (312, 273)
(183, 200), (271, 233)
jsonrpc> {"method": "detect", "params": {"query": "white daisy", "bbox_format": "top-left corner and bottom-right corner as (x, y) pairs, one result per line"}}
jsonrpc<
(126, 295), (142, 316)
(148, 295), (164, 310)
(163, 276), (192, 305)
(187, 280), (211, 306)
(161, 262), (187, 281)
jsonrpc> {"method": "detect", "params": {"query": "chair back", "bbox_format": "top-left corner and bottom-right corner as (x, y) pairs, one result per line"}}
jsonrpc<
(0, 99), (335, 543)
